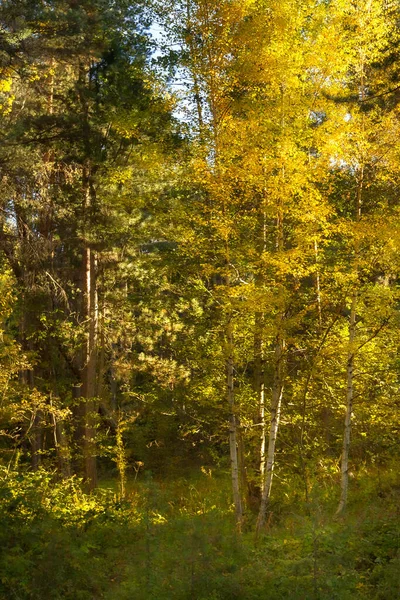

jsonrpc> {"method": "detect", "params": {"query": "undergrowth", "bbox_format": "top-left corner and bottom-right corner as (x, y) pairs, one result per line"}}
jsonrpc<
(0, 465), (398, 599)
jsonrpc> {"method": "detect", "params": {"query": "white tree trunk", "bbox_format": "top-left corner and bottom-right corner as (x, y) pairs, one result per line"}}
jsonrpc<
(254, 312), (266, 482)
(337, 291), (357, 514)
(337, 143), (363, 512)
(227, 322), (243, 526)
(256, 335), (284, 533)
(259, 381), (266, 481)
(82, 245), (98, 490)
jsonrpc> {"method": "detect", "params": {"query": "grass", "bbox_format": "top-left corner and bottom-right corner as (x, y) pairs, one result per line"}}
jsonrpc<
(0, 464), (399, 599)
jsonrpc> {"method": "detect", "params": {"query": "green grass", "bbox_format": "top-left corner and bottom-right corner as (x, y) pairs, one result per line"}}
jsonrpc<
(0, 465), (399, 599)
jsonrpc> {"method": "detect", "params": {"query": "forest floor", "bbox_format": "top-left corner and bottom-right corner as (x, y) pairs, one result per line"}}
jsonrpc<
(0, 464), (399, 599)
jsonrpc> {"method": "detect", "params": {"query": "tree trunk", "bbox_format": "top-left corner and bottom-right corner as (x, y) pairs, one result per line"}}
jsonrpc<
(185, 0), (204, 137)
(73, 156), (99, 490)
(336, 143), (363, 512)
(50, 393), (71, 479)
(337, 291), (357, 514)
(227, 320), (243, 526)
(254, 312), (266, 482)
(24, 336), (43, 471)
(314, 240), (322, 326)
(56, 420), (71, 478)
(237, 417), (248, 507)
(256, 190), (285, 534)
(31, 411), (43, 470)
(254, 208), (267, 484)
(256, 333), (284, 533)
(81, 242), (98, 490)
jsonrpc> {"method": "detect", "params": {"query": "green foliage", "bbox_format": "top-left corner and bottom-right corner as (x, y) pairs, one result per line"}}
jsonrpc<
(0, 468), (398, 599)
(0, 1), (400, 597)
(0, 468), (138, 600)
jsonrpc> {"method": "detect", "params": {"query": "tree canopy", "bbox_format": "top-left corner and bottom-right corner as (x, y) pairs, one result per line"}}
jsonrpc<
(0, 1), (399, 598)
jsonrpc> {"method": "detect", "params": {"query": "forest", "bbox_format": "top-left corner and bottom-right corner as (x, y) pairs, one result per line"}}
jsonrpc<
(0, 0), (399, 598)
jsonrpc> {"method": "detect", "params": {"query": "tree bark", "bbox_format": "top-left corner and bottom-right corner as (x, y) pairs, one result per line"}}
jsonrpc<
(314, 240), (322, 326)
(31, 410), (43, 470)
(81, 241), (98, 490)
(336, 139), (363, 512)
(73, 55), (99, 489)
(254, 312), (266, 482)
(185, 0), (204, 137)
(337, 291), (357, 514)
(256, 195), (285, 534)
(50, 393), (71, 479)
(73, 154), (99, 490)
(256, 333), (284, 533)
(227, 319), (243, 526)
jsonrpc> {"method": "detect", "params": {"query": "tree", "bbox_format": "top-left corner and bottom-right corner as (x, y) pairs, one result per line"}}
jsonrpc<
(0, 0), (175, 486)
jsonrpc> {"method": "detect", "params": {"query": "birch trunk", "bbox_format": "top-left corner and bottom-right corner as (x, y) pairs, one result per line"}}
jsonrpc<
(259, 374), (266, 482)
(254, 209), (267, 483)
(256, 334), (284, 533)
(314, 240), (322, 326)
(336, 132), (363, 512)
(74, 151), (99, 490)
(254, 312), (266, 481)
(81, 243), (98, 490)
(227, 320), (243, 526)
(337, 292), (357, 514)
(237, 418), (248, 505)
(256, 191), (285, 533)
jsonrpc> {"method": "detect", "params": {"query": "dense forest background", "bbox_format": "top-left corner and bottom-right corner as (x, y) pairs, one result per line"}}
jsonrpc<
(0, 0), (399, 598)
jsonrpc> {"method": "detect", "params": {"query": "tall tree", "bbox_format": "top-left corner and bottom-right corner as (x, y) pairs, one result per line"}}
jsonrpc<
(0, 0), (175, 485)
